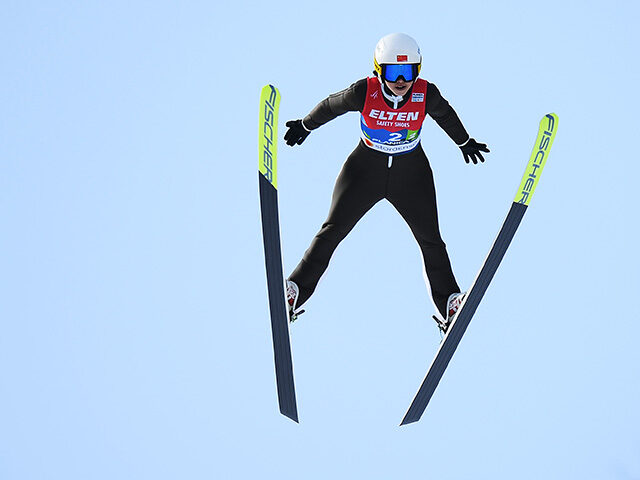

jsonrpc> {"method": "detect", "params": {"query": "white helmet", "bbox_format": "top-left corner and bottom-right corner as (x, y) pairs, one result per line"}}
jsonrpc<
(374, 33), (422, 77)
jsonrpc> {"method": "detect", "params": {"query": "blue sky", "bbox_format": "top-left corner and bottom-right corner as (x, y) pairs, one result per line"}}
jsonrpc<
(1, 1), (639, 479)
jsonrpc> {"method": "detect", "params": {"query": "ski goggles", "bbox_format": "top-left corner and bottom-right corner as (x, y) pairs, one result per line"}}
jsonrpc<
(382, 64), (419, 82)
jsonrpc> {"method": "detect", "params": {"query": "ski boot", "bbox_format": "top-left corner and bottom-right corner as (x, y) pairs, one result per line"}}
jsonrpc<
(286, 280), (305, 322)
(433, 292), (466, 334)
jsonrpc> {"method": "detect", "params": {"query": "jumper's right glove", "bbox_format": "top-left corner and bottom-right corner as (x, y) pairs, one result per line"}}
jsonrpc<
(284, 119), (311, 146)
(459, 138), (490, 164)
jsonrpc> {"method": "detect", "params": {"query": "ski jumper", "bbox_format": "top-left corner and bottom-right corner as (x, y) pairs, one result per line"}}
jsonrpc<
(288, 77), (468, 317)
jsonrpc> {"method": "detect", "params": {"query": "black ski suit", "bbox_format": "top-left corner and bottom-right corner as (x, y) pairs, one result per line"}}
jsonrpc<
(288, 78), (470, 317)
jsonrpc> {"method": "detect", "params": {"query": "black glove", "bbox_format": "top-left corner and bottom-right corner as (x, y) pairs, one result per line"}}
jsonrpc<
(460, 138), (490, 164)
(284, 119), (311, 146)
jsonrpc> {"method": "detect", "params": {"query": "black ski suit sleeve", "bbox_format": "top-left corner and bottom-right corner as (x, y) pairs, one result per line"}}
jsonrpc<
(425, 82), (470, 146)
(302, 79), (368, 130)
(301, 77), (471, 148)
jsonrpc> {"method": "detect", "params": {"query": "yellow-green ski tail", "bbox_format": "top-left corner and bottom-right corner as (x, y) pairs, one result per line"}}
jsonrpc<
(258, 84), (281, 189)
(515, 113), (558, 206)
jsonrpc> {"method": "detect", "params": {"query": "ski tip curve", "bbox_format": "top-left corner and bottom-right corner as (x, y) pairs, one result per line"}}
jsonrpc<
(514, 112), (559, 206)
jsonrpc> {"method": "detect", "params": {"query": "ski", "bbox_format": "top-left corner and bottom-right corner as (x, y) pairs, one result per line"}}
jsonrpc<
(401, 113), (559, 426)
(258, 84), (299, 422)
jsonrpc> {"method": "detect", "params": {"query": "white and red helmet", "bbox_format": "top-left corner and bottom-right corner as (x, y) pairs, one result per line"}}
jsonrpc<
(373, 33), (422, 78)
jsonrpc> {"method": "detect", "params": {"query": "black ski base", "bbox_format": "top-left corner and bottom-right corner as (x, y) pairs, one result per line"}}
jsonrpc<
(401, 202), (528, 425)
(259, 173), (299, 423)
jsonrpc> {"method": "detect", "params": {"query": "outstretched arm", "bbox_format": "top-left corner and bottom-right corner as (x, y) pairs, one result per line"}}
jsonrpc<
(426, 82), (489, 163)
(284, 79), (367, 147)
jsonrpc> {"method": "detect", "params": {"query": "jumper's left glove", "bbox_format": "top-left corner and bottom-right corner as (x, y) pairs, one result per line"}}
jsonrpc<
(459, 138), (490, 164)
(284, 119), (311, 146)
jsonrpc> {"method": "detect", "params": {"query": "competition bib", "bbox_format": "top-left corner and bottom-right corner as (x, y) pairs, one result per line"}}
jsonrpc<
(360, 77), (427, 154)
